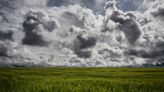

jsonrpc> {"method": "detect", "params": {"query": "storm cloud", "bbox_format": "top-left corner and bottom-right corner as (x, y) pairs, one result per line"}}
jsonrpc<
(0, 0), (164, 67)
(22, 10), (58, 46)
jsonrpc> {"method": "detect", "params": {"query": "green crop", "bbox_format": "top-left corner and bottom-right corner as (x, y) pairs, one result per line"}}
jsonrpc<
(0, 67), (164, 92)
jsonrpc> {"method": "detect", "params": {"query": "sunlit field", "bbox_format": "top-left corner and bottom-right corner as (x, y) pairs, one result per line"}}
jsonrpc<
(0, 68), (164, 92)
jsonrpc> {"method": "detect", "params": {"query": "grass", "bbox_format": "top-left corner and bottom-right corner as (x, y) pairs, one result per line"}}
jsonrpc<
(0, 67), (164, 92)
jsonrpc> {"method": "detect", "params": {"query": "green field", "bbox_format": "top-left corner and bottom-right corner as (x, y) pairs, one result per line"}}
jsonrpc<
(0, 68), (164, 92)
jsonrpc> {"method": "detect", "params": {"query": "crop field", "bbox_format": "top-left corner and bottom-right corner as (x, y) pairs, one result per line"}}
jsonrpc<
(0, 67), (164, 92)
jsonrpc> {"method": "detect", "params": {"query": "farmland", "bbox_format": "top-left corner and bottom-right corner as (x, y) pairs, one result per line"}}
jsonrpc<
(0, 67), (164, 92)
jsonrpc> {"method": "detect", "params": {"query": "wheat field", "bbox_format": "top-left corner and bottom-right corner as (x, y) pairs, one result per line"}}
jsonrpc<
(0, 67), (164, 92)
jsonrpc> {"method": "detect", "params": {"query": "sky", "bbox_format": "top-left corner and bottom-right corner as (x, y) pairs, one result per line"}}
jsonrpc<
(0, 0), (164, 67)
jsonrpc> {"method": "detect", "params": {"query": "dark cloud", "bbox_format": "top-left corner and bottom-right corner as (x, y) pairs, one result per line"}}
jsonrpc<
(22, 16), (48, 46)
(0, 47), (9, 57)
(106, 10), (141, 44)
(0, 30), (13, 41)
(44, 21), (57, 32)
(151, 7), (164, 18)
(0, 41), (14, 57)
(22, 10), (57, 46)
(74, 49), (92, 58)
(74, 34), (97, 58)
(125, 48), (164, 59)
(103, 0), (141, 45)
(76, 34), (97, 49)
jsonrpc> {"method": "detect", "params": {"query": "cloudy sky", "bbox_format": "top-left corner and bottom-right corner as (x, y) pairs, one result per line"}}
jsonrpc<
(0, 0), (164, 67)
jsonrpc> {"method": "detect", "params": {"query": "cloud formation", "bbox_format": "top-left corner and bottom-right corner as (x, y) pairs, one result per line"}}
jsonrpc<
(0, 0), (164, 67)
(22, 10), (58, 46)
